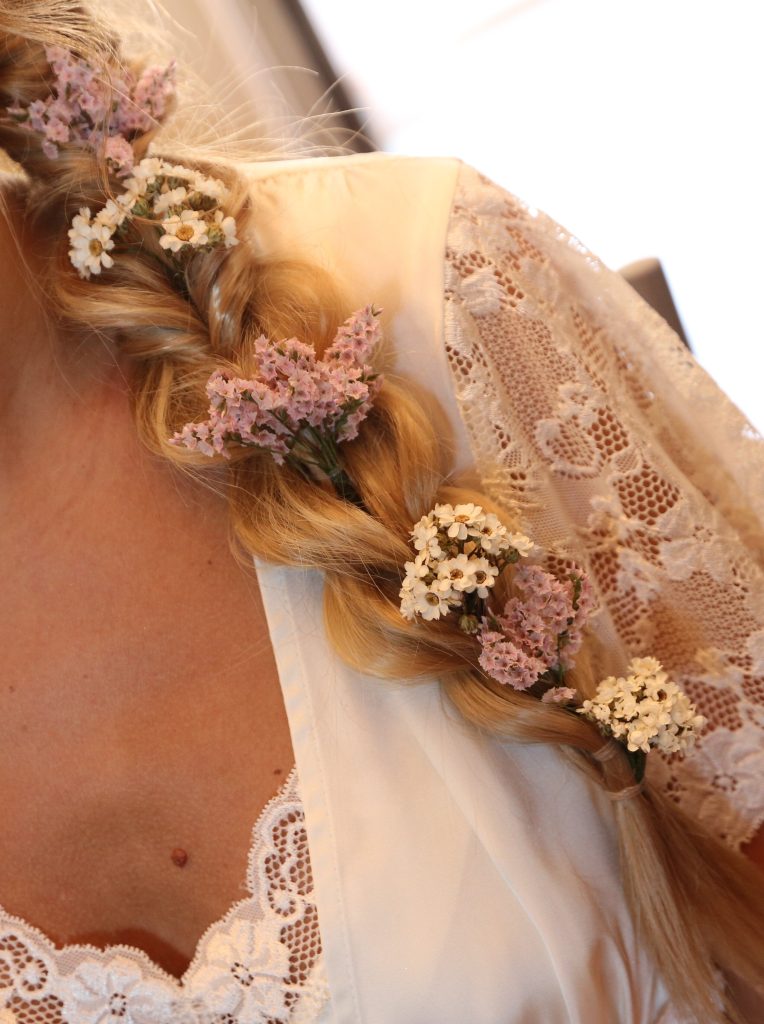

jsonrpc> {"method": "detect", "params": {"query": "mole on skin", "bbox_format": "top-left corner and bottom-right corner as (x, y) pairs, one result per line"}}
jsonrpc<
(171, 848), (188, 868)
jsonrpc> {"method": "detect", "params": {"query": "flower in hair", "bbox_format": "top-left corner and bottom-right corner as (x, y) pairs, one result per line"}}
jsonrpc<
(577, 657), (706, 755)
(541, 686), (578, 704)
(170, 307), (383, 499)
(67, 157), (239, 278)
(6, 45), (175, 173)
(67, 208), (116, 276)
(478, 565), (595, 690)
(399, 504), (533, 622)
(399, 507), (704, 782)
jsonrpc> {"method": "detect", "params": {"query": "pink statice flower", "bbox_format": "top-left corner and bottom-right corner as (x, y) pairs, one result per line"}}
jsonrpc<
(170, 307), (383, 466)
(478, 565), (594, 690)
(478, 629), (547, 691)
(7, 46), (175, 175)
(117, 62), (177, 132)
(103, 134), (135, 175)
(541, 686), (578, 704)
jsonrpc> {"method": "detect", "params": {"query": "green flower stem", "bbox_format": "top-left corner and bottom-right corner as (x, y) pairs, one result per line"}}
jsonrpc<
(326, 465), (365, 509)
(295, 426), (366, 510)
(626, 749), (647, 784)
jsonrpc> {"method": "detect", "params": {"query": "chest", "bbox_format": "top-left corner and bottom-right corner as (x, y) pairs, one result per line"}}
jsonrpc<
(0, 452), (295, 979)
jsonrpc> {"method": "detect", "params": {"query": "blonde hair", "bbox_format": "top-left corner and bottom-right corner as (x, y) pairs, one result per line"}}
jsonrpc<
(1, 3), (763, 1020)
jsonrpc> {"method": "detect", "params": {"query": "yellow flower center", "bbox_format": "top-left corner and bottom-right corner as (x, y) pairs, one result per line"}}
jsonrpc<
(474, 571), (487, 584)
(88, 238), (103, 256)
(425, 592), (440, 606)
(176, 224), (195, 241)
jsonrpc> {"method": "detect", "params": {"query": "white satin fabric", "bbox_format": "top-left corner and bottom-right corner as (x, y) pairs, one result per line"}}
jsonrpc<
(248, 154), (679, 1023)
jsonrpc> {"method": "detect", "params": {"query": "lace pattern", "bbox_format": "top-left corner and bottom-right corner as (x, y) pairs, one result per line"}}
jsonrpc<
(0, 769), (328, 1024)
(444, 163), (764, 849)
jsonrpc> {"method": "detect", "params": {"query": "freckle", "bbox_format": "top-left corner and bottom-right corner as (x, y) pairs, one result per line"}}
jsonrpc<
(273, 767), (282, 776)
(207, 558), (213, 566)
(8, 685), (15, 693)
(171, 848), (188, 868)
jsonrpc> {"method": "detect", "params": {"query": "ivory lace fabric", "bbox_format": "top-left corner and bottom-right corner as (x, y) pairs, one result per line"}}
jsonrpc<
(444, 163), (764, 850)
(0, 769), (329, 1024)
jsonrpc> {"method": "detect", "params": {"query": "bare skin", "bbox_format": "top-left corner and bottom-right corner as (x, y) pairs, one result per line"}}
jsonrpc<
(0, 188), (294, 978)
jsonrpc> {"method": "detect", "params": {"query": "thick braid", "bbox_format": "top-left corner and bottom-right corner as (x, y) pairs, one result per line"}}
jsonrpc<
(2, 7), (763, 1023)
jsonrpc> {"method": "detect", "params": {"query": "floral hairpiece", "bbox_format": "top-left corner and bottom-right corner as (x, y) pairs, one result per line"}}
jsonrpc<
(7, 45), (175, 175)
(68, 156), (239, 278)
(400, 503), (534, 626)
(5, 45), (239, 279)
(171, 306), (383, 503)
(400, 502), (706, 784)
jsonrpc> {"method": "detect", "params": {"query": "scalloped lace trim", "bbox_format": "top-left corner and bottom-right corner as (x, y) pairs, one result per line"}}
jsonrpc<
(443, 162), (764, 850)
(0, 768), (329, 1024)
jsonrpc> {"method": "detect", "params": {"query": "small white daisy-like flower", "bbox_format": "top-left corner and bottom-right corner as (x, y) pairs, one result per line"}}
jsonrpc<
(592, 675), (620, 703)
(629, 656), (663, 677)
(400, 556), (433, 620)
(578, 698), (612, 724)
(116, 180), (145, 212)
(130, 155), (164, 184)
(415, 584), (453, 621)
(159, 210), (209, 252)
(506, 531), (534, 557)
(626, 721), (653, 753)
(165, 161), (197, 182)
(403, 553), (429, 581)
(411, 517), (443, 558)
(435, 502), (486, 540)
(95, 198), (128, 230)
(436, 553), (478, 593)
(577, 657), (706, 755)
(476, 513), (508, 554)
(68, 207), (116, 278)
(635, 697), (673, 731)
(400, 578), (451, 621)
(614, 687), (640, 720)
(193, 170), (228, 201)
(468, 556), (500, 597)
(152, 184), (188, 216)
(212, 208), (239, 247)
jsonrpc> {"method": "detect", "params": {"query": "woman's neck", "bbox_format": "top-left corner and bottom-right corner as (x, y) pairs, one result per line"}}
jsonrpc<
(0, 182), (139, 482)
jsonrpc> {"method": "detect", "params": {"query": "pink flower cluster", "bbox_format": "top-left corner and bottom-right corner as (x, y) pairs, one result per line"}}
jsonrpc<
(171, 306), (382, 464)
(478, 565), (595, 690)
(7, 45), (175, 173)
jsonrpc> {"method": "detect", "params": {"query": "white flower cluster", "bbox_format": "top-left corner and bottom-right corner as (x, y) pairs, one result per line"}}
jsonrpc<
(68, 156), (239, 278)
(577, 656), (706, 755)
(399, 502), (533, 622)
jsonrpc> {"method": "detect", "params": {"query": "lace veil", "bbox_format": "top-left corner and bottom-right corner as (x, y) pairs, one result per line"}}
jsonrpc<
(444, 163), (764, 850)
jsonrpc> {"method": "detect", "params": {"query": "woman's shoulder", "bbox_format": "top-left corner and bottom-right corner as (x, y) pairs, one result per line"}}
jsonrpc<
(239, 152), (466, 264)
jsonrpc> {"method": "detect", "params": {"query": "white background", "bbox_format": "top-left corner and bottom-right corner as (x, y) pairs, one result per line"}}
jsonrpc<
(299, 0), (764, 433)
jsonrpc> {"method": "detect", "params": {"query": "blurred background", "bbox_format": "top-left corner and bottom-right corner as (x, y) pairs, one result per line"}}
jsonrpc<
(160, 0), (764, 432)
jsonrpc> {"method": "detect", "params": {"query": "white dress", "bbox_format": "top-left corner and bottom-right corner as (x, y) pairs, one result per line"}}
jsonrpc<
(2, 153), (762, 1023)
